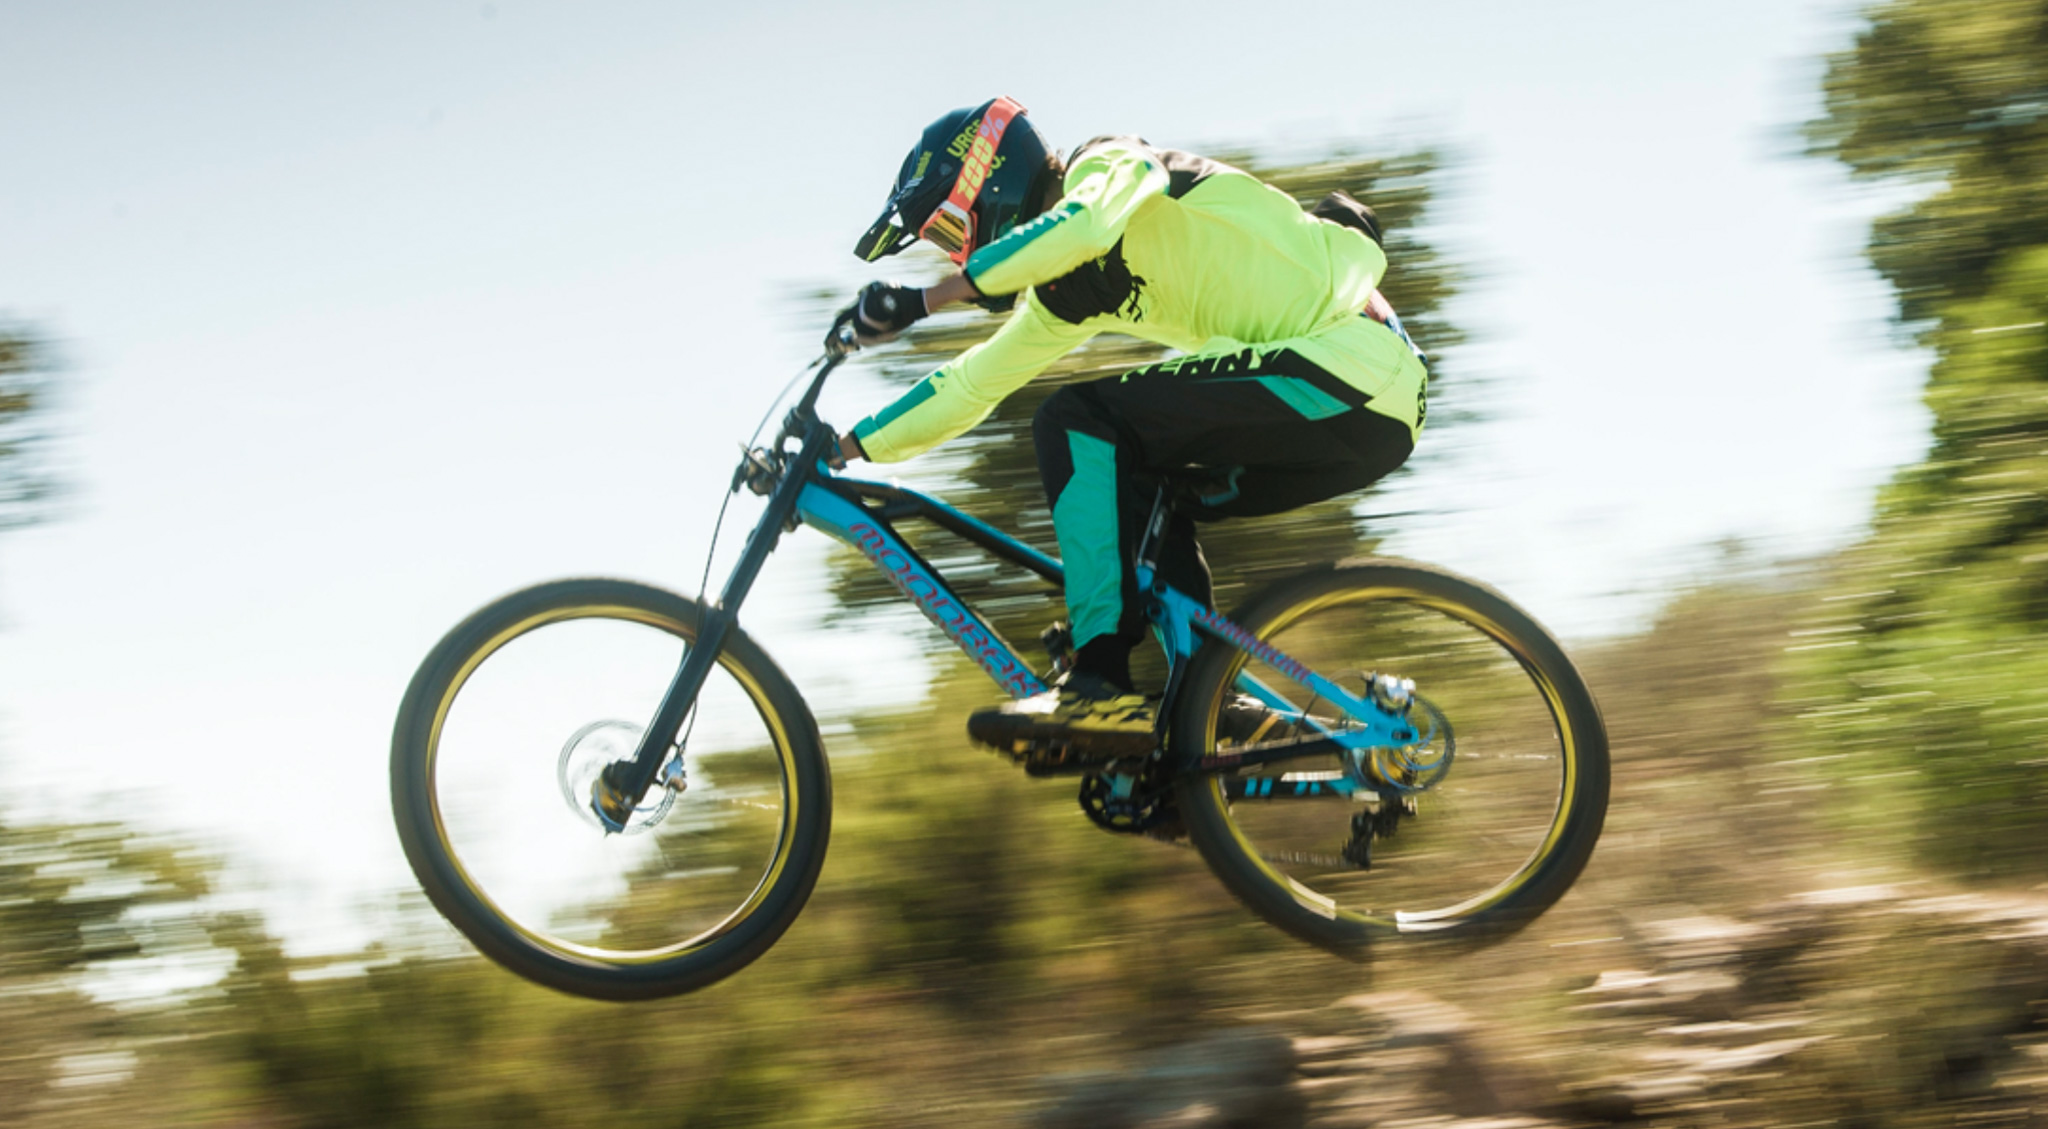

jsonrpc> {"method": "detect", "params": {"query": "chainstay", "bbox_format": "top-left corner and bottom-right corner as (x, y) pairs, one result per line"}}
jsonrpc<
(1141, 769), (1356, 870)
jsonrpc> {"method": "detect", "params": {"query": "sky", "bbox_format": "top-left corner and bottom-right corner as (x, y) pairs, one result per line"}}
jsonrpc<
(0, 0), (1928, 948)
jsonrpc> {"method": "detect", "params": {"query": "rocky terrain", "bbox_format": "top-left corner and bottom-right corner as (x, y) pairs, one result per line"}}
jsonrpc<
(1020, 581), (2048, 1129)
(1033, 885), (2048, 1128)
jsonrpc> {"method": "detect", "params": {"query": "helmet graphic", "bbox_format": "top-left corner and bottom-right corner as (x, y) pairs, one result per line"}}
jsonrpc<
(853, 97), (1056, 265)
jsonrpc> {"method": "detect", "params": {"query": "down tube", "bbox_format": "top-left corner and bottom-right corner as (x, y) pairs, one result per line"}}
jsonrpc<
(797, 483), (1048, 700)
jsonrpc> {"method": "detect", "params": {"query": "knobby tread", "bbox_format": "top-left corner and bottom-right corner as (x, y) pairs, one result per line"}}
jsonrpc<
(1170, 558), (1610, 955)
(390, 577), (831, 1001)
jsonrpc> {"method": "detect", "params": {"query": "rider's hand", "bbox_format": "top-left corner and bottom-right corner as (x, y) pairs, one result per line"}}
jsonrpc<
(829, 432), (865, 469)
(827, 281), (927, 350)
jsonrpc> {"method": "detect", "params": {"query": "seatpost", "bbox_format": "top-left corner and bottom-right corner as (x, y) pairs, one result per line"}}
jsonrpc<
(1133, 483), (1173, 578)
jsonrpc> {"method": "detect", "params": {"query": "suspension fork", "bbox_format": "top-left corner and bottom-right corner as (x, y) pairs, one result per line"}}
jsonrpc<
(607, 420), (838, 808)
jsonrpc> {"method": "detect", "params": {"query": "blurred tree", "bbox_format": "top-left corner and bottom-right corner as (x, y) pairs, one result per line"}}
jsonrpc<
(0, 821), (236, 1126)
(1795, 0), (2048, 877)
(127, 666), (1287, 1129)
(0, 155), (1475, 1129)
(818, 147), (1464, 668)
(0, 322), (61, 532)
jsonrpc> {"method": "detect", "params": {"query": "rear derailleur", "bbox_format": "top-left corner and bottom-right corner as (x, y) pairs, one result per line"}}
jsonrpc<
(1341, 797), (1417, 868)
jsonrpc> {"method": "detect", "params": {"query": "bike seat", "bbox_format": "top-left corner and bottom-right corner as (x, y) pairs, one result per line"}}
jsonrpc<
(1138, 466), (1245, 512)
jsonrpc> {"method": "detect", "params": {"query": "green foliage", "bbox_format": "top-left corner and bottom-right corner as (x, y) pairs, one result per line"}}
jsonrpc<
(0, 667), (1298, 1128)
(823, 147), (1463, 666)
(1794, 0), (2048, 878)
(0, 139), (1465, 1129)
(2, 573), (2023, 1128)
(1807, 0), (2048, 330)
(0, 819), (235, 1126)
(0, 322), (60, 532)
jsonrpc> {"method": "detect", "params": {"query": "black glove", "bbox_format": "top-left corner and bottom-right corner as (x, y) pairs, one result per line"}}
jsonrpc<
(828, 281), (927, 350)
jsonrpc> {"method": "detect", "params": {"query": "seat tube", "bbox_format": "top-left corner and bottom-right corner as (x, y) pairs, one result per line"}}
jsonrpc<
(1134, 485), (1172, 574)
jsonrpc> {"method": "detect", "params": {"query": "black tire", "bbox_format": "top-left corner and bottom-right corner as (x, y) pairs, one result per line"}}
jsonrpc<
(1173, 558), (1608, 954)
(391, 578), (830, 1001)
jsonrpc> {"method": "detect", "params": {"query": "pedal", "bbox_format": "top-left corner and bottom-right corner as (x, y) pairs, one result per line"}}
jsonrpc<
(966, 682), (1157, 776)
(996, 732), (1155, 777)
(1014, 736), (1114, 777)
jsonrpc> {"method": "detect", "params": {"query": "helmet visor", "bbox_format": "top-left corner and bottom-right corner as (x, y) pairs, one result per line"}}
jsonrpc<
(854, 209), (916, 263)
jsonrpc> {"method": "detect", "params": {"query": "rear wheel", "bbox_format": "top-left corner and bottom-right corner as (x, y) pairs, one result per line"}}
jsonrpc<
(391, 578), (830, 1000)
(1174, 559), (1608, 952)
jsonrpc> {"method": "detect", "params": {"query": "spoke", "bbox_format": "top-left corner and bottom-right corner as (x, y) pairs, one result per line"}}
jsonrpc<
(431, 614), (792, 960)
(1205, 590), (1571, 923)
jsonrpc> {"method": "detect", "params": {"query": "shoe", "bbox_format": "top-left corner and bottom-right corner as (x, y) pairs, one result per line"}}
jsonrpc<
(967, 672), (1157, 759)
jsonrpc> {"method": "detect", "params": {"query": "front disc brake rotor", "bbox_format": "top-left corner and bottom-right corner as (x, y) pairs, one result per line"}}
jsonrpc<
(557, 720), (679, 835)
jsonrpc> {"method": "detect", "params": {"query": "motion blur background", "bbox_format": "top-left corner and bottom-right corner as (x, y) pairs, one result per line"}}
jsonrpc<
(4, 1), (2046, 1125)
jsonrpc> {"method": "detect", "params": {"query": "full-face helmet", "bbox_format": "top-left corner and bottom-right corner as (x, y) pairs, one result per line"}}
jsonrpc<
(853, 97), (1057, 265)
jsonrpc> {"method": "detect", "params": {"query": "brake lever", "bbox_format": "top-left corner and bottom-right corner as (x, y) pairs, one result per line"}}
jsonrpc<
(728, 445), (751, 495)
(823, 321), (859, 359)
(731, 444), (780, 497)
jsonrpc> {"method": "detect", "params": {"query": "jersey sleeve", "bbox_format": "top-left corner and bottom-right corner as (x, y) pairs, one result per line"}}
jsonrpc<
(962, 139), (1171, 297)
(851, 295), (1094, 464)
(1320, 220), (1389, 311)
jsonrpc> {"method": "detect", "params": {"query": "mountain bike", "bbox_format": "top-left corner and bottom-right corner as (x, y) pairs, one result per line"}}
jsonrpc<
(390, 343), (1610, 1001)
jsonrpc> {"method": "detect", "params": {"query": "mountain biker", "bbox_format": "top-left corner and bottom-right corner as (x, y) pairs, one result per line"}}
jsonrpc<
(828, 97), (1429, 757)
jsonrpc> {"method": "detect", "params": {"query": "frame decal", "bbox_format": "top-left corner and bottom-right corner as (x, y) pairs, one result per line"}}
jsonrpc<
(798, 483), (1047, 699)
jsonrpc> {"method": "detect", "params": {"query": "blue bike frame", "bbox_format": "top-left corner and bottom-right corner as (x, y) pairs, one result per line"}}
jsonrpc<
(803, 460), (1419, 777)
(605, 353), (1416, 812)
(802, 467), (1405, 746)
(799, 473), (1053, 698)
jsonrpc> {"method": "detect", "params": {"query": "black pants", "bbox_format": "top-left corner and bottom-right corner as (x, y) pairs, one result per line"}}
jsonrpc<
(1033, 344), (1415, 677)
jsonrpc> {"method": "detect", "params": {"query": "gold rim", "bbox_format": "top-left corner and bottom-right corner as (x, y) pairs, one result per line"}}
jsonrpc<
(1199, 579), (1580, 932)
(422, 600), (802, 965)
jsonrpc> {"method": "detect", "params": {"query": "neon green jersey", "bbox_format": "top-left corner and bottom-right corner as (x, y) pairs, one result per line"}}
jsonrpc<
(852, 137), (1410, 463)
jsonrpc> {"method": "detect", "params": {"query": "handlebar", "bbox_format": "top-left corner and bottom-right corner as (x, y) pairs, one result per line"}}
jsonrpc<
(791, 346), (849, 435)
(733, 322), (863, 501)
(734, 340), (854, 500)
(791, 313), (867, 433)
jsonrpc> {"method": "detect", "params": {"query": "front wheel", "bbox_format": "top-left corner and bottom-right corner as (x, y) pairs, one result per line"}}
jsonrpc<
(1174, 559), (1609, 953)
(391, 578), (830, 1000)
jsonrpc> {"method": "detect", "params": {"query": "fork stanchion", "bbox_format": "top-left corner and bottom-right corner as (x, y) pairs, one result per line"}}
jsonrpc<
(607, 416), (840, 819)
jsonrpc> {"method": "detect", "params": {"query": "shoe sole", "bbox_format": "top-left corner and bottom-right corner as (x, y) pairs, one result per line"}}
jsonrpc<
(967, 713), (1158, 760)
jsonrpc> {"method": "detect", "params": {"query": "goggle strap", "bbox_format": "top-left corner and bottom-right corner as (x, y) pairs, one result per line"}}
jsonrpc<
(923, 96), (1025, 262)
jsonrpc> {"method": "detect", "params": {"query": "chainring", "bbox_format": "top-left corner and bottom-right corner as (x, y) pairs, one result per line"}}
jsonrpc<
(1078, 770), (1178, 835)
